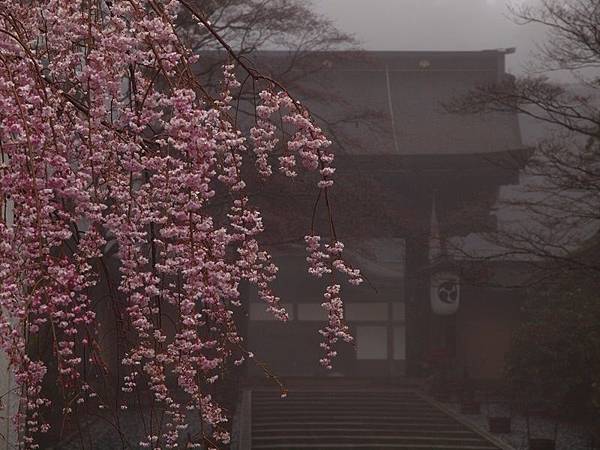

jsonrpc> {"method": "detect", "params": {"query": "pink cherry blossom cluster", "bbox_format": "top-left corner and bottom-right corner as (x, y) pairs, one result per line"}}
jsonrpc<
(251, 89), (336, 185)
(284, 111), (335, 188)
(325, 240), (363, 286)
(0, 1), (359, 448)
(305, 235), (363, 368)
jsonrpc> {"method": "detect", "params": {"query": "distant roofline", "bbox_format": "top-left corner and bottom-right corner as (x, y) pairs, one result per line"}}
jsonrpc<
(228, 49), (516, 76)
(202, 49), (517, 56)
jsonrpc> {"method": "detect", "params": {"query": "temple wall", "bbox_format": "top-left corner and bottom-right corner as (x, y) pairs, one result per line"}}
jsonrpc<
(247, 243), (406, 378)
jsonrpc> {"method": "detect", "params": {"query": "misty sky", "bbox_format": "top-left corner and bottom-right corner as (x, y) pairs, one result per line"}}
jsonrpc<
(315, 0), (548, 74)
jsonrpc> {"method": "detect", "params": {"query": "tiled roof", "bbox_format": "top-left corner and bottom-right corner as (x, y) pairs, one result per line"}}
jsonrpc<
(254, 50), (524, 156)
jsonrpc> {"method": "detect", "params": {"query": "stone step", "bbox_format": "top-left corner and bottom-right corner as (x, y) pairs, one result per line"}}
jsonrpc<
(253, 397), (434, 403)
(253, 390), (420, 394)
(252, 404), (443, 413)
(254, 393), (421, 397)
(249, 388), (502, 450)
(252, 435), (493, 446)
(252, 410), (452, 423)
(253, 407), (439, 414)
(252, 445), (498, 450)
(253, 392), (421, 399)
(252, 425), (467, 436)
(252, 400), (434, 407)
(252, 427), (482, 439)
(252, 412), (453, 425)
(252, 406), (441, 414)
(253, 422), (467, 430)
(249, 378), (422, 389)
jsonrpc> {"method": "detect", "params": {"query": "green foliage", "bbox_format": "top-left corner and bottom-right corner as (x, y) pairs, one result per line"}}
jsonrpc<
(507, 282), (600, 420)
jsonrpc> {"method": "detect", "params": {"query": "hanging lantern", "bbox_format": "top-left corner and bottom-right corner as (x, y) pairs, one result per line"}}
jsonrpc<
(430, 271), (460, 315)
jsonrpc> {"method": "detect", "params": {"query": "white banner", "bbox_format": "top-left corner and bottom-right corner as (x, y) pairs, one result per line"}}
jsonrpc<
(430, 271), (460, 315)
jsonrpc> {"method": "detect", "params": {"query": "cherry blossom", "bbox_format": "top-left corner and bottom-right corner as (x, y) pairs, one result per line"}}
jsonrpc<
(0, 1), (361, 447)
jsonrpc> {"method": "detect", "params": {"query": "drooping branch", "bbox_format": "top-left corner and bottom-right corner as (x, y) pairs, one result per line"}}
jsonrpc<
(0, 1), (363, 448)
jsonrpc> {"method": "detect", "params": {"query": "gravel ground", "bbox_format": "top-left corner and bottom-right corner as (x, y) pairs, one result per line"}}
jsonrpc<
(441, 401), (595, 450)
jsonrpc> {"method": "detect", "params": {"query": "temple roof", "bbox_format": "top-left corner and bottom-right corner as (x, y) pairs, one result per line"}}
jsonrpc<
(196, 50), (529, 241)
(253, 50), (524, 156)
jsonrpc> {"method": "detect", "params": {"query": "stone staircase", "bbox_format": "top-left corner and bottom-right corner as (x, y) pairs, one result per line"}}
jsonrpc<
(250, 389), (501, 450)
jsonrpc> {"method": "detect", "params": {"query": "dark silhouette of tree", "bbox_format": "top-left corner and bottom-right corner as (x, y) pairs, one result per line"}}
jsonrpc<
(447, 0), (600, 284)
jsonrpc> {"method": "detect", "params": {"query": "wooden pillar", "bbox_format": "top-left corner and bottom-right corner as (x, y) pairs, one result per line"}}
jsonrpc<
(404, 190), (432, 377)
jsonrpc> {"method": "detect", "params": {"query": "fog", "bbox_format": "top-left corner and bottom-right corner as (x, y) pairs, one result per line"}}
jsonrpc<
(4, 1), (598, 449)
(315, 0), (548, 75)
